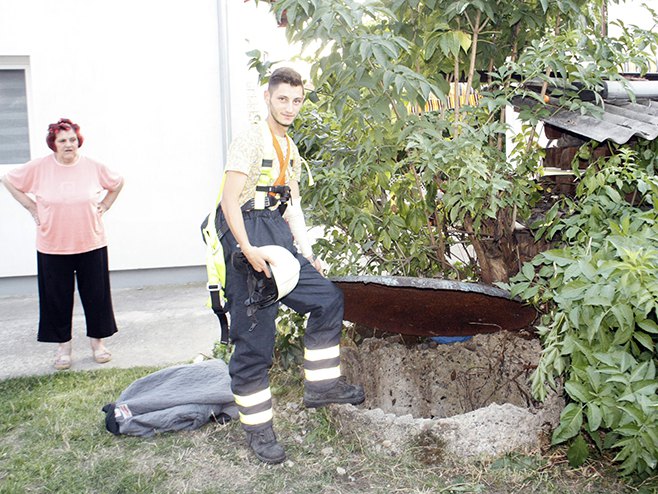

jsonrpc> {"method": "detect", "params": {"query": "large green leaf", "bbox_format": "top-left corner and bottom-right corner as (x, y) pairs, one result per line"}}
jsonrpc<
(586, 402), (603, 431)
(553, 403), (583, 444)
(565, 381), (591, 403)
(567, 434), (590, 468)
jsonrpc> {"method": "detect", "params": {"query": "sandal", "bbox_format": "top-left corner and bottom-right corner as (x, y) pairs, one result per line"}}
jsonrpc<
(93, 348), (112, 364)
(54, 352), (71, 370)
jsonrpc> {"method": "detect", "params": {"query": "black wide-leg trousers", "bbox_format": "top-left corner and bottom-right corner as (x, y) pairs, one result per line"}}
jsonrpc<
(36, 246), (118, 343)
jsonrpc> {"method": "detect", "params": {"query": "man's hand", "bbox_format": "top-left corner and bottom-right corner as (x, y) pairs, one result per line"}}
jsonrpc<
(308, 255), (324, 276)
(241, 245), (272, 278)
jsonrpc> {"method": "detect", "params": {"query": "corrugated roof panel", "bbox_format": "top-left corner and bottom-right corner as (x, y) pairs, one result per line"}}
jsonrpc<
(516, 97), (658, 144)
(605, 103), (658, 125)
(622, 100), (658, 117)
(544, 109), (638, 144)
(599, 107), (658, 141)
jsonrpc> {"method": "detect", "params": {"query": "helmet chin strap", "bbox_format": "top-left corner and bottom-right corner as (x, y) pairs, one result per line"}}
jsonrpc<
(231, 252), (279, 331)
(245, 268), (278, 310)
(230, 245), (301, 331)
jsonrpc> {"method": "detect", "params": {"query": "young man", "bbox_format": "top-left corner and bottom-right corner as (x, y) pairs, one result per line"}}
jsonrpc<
(218, 67), (365, 464)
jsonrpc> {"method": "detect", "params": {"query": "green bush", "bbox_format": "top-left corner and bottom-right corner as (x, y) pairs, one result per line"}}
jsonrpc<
(509, 143), (658, 476)
(256, 0), (658, 477)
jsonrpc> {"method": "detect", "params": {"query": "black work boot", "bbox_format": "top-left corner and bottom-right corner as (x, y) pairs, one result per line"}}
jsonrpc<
(245, 425), (286, 464)
(303, 376), (365, 408)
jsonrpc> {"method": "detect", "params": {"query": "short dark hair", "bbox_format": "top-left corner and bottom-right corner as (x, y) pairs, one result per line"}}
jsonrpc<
(268, 67), (304, 93)
(46, 118), (84, 151)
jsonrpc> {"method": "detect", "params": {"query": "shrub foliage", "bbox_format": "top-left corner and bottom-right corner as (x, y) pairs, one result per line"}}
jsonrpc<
(511, 143), (658, 475)
(250, 0), (658, 475)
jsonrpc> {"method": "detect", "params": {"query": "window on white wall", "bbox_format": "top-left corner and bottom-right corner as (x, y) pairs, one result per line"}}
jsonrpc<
(0, 61), (30, 165)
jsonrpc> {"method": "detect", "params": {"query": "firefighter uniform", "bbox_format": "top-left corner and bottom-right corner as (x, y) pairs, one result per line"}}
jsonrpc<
(219, 208), (343, 431)
(212, 121), (343, 432)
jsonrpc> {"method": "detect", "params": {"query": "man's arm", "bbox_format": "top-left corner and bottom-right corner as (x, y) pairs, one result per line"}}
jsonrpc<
(221, 171), (272, 277)
(1, 176), (40, 225)
(286, 180), (324, 275)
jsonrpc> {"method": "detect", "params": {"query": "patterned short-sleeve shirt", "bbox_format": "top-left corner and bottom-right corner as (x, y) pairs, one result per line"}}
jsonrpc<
(225, 123), (302, 206)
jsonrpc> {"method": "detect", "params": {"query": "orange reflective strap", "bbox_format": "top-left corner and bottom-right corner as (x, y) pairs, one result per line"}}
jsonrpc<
(269, 126), (291, 187)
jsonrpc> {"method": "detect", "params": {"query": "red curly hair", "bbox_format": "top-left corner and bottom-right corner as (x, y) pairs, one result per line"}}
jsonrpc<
(46, 118), (84, 152)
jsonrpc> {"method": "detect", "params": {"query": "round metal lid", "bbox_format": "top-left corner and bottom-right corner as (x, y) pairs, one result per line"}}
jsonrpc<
(331, 275), (537, 337)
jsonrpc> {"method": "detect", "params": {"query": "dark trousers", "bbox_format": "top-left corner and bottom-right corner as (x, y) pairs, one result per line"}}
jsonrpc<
(37, 246), (118, 343)
(221, 210), (343, 413)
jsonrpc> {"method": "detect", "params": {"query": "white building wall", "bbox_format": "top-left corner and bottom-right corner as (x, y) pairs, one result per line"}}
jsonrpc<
(0, 0), (303, 288)
(0, 0), (222, 277)
(224, 1), (306, 135)
(0, 0), (225, 279)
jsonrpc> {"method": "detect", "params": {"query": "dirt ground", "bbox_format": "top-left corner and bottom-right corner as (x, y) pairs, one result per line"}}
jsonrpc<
(343, 330), (545, 418)
(336, 330), (564, 459)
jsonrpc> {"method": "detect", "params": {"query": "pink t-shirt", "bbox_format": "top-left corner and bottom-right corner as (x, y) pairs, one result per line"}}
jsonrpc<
(5, 154), (123, 254)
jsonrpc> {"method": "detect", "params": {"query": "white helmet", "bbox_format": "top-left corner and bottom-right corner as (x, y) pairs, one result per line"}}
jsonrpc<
(259, 245), (300, 304)
(233, 245), (300, 311)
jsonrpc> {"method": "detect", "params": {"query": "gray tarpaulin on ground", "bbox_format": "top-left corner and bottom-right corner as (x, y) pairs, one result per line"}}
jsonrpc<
(102, 359), (238, 437)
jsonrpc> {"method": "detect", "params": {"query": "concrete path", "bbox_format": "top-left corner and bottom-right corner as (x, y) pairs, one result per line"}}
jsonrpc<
(0, 282), (220, 380)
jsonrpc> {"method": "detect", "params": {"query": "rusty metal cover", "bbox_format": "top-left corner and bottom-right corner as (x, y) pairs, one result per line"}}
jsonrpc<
(332, 276), (537, 337)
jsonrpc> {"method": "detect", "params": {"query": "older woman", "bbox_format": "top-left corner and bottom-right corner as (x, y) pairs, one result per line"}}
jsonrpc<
(1, 118), (124, 370)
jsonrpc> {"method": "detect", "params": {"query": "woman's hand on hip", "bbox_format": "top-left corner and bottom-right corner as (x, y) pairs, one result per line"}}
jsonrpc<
(28, 205), (40, 225)
(97, 202), (109, 215)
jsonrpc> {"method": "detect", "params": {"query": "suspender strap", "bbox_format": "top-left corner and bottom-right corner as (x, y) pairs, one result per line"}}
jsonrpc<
(208, 283), (229, 345)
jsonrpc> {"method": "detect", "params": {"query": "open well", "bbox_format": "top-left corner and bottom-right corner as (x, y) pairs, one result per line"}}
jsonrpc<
(329, 277), (563, 458)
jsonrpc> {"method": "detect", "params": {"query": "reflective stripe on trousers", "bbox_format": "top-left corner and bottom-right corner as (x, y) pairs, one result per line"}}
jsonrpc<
(234, 387), (274, 427)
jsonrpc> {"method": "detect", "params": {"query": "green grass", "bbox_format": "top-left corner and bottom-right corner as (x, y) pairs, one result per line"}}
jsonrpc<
(0, 366), (656, 494)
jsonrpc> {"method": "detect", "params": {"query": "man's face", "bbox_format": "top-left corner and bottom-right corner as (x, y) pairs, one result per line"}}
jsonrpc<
(265, 83), (304, 129)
